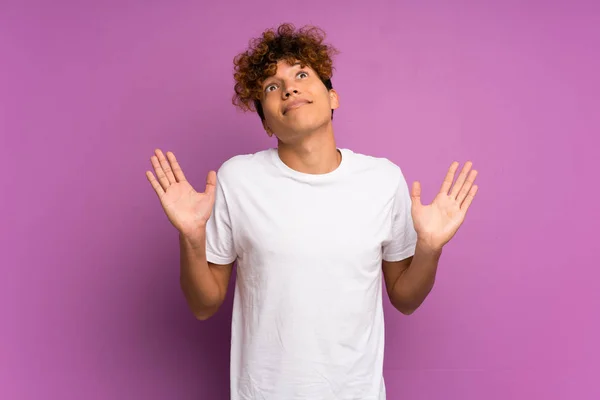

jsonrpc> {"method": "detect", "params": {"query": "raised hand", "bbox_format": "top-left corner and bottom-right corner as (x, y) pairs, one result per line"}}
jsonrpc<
(146, 149), (216, 236)
(410, 161), (479, 251)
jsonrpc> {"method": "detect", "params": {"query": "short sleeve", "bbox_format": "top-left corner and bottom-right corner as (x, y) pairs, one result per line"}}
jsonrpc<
(382, 168), (418, 262)
(205, 171), (237, 265)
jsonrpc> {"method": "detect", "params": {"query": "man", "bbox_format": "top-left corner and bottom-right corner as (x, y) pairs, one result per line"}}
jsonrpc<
(146, 23), (478, 400)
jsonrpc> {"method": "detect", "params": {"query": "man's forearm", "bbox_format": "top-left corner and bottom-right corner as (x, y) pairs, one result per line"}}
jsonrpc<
(179, 228), (222, 319)
(391, 240), (442, 313)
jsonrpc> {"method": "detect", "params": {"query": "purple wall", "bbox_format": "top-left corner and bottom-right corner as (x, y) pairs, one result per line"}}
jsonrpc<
(2, 1), (599, 399)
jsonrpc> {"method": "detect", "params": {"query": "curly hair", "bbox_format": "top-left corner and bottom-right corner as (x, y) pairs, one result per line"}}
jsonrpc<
(232, 23), (340, 121)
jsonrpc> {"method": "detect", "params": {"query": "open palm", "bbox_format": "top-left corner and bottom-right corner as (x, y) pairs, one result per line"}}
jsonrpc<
(146, 149), (216, 236)
(411, 161), (479, 251)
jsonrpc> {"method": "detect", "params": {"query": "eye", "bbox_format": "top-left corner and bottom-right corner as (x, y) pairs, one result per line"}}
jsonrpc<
(265, 84), (278, 93)
(297, 71), (309, 79)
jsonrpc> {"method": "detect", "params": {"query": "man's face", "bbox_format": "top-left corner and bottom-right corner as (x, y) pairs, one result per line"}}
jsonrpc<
(260, 59), (339, 142)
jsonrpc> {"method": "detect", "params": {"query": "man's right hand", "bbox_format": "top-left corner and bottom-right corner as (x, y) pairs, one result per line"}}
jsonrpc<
(146, 149), (216, 237)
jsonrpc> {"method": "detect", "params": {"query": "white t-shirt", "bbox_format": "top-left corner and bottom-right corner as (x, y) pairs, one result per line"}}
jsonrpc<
(205, 147), (417, 400)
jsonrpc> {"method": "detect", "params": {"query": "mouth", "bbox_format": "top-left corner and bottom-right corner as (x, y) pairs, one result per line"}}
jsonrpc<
(283, 100), (311, 115)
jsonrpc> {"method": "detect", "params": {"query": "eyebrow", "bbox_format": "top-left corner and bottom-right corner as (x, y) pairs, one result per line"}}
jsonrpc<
(263, 62), (306, 87)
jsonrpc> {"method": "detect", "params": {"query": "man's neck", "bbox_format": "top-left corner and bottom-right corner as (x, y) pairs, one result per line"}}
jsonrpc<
(276, 125), (341, 175)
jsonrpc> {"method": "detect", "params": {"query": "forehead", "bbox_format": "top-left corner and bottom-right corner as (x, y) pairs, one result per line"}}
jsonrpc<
(270, 59), (312, 76)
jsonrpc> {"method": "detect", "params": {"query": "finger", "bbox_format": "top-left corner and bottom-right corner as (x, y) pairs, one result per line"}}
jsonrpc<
(150, 155), (170, 191)
(439, 161), (459, 195)
(204, 170), (217, 196)
(449, 161), (473, 199)
(461, 184), (478, 211)
(155, 149), (177, 185)
(146, 170), (165, 198)
(411, 181), (423, 207)
(166, 151), (187, 182)
(456, 169), (478, 204)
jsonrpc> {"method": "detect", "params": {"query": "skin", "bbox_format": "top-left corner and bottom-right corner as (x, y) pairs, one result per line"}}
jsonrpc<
(146, 58), (478, 319)
(383, 160), (478, 314)
(261, 60), (341, 175)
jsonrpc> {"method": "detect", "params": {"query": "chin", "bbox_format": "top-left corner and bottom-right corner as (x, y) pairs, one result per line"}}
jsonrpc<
(289, 115), (329, 133)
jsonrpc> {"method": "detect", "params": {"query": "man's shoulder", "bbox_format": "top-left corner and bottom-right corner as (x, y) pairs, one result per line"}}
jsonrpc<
(345, 149), (405, 183)
(216, 148), (273, 180)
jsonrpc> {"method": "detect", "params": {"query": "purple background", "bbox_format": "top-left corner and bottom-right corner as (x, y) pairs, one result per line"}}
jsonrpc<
(2, 1), (599, 399)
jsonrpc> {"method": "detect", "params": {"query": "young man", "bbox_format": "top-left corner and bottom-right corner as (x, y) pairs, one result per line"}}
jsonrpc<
(146, 23), (478, 400)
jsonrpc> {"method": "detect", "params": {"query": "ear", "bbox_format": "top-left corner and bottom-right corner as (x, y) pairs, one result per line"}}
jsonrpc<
(329, 89), (339, 111)
(262, 120), (274, 137)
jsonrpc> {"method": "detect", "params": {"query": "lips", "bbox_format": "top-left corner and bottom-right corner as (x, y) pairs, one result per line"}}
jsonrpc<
(283, 99), (311, 115)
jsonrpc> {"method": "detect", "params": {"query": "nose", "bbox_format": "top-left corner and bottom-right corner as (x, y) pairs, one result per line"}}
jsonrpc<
(282, 87), (299, 99)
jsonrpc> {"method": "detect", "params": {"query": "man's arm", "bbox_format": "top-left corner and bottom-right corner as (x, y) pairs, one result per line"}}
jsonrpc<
(179, 228), (234, 320)
(383, 160), (478, 315)
(382, 241), (442, 315)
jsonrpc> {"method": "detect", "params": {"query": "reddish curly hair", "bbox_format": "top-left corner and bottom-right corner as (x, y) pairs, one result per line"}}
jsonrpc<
(232, 23), (340, 121)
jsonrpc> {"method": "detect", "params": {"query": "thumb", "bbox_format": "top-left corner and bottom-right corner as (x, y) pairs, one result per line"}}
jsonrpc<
(411, 181), (423, 207)
(204, 170), (217, 196)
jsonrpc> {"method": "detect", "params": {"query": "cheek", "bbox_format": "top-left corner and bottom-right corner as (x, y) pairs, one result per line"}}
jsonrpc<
(263, 97), (280, 114)
(260, 105), (278, 123)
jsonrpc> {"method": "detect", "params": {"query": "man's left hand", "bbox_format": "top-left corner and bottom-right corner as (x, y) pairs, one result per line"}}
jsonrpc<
(410, 161), (479, 252)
